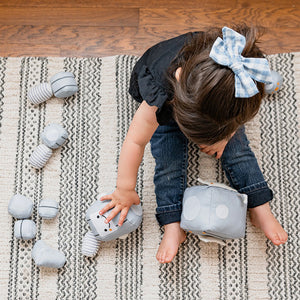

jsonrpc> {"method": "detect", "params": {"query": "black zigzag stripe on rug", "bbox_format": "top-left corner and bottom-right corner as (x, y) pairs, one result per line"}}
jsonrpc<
(57, 58), (102, 299)
(115, 55), (144, 300)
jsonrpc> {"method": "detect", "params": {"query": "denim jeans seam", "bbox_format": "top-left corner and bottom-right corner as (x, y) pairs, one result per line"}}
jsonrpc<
(222, 164), (239, 187)
(180, 137), (188, 196)
(156, 209), (182, 214)
(239, 181), (269, 193)
(241, 186), (270, 194)
(156, 203), (182, 212)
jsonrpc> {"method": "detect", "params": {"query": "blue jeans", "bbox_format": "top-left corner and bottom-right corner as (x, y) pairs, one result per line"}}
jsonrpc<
(150, 120), (273, 226)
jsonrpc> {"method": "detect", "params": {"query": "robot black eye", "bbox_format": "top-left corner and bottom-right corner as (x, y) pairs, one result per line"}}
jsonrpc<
(97, 215), (100, 218)
(104, 229), (107, 232)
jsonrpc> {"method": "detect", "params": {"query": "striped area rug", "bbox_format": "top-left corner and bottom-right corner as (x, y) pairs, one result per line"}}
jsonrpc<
(0, 53), (299, 300)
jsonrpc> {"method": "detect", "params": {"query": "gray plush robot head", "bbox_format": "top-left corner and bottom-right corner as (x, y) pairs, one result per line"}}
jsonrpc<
(86, 199), (142, 242)
(180, 181), (248, 241)
(82, 198), (143, 257)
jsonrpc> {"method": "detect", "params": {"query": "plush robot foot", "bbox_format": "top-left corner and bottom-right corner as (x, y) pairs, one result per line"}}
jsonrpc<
(32, 240), (66, 268)
(82, 231), (100, 257)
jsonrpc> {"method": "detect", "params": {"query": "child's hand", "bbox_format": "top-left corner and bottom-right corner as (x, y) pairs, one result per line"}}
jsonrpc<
(99, 188), (140, 226)
(199, 139), (229, 159)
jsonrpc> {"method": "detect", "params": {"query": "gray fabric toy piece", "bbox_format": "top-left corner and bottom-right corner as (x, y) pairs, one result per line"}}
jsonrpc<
(264, 70), (283, 94)
(28, 71), (78, 105)
(82, 231), (100, 257)
(14, 220), (37, 240)
(29, 123), (68, 169)
(32, 240), (66, 268)
(180, 179), (248, 244)
(29, 144), (52, 169)
(8, 194), (33, 219)
(41, 123), (68, 149)
(38, 199), (59, 219)
(82, 193), (143, 257)
(50, 72), (78, 98)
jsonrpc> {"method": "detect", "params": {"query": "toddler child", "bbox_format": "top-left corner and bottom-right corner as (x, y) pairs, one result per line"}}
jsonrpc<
(100, 25), (288, 264)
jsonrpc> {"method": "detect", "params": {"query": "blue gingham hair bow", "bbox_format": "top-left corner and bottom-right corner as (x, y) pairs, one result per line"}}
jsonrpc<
(209, 27), (272, 98)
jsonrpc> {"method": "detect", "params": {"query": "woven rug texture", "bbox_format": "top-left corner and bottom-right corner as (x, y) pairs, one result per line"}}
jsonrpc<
(0, 53), (299, 300)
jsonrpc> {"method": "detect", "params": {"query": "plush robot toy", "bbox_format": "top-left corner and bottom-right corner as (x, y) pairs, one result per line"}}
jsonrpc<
(28, 71), (78, 105)
(180, 179), (248, 245)
(82, 194), (143, 257)
(29, 123), (68, 169)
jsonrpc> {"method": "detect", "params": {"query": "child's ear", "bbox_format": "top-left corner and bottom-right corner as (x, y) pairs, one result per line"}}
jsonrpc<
(175, 67), (182, 82)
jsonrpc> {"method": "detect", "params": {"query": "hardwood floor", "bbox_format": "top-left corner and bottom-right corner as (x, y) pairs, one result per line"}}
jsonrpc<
(0, 0), (299, 57)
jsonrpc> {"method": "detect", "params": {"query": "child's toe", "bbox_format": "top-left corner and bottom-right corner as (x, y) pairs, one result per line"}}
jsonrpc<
(280, 232), (288, 243)
(269, 232), (281, 245)
(270, 231), (288, 246)
(156, 251), (162, 263)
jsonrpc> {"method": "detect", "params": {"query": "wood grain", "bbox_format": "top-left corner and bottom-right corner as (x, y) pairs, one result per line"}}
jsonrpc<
(1, 43), (60, 56)
(0, 0), (299, 57)
(139, 8), (300, 28)
(0, 25), (298, 56)
(0, 8), (138, 26)
(139, 27), (300, 55)
(0, 0), (237, 9)
(0, 0), (297, 9)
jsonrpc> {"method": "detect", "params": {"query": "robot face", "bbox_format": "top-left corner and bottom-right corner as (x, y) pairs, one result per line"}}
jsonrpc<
(89, 210), (119, 238)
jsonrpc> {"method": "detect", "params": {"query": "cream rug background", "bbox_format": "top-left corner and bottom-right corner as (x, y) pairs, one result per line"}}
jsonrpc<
(0, 54), (299, 300)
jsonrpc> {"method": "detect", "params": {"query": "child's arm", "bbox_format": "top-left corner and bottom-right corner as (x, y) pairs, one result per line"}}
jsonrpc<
(99, 100), (159, 226)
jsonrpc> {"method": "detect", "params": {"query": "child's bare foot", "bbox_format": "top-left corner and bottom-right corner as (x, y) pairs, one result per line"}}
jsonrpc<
(249, 202), (288, 246)
(156, 222), (186, 264)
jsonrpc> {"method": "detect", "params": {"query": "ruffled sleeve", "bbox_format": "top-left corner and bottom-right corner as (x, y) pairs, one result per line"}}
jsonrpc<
(136, 64), (169, 110)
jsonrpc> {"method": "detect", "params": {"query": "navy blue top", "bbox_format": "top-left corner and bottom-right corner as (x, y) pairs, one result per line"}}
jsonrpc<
(129, 32), (199, 125)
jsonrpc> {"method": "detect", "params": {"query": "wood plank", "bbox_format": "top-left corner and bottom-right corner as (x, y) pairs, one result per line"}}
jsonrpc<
(140, 8), (300, 28)
(0, 43), (60, 56)
(0, 0), (237, 9)
(138, 26), (300, 55)
(0, 25), (141, 51)
(0, 0), (297, 9)
(0, 7), (138, 26)
(0, 1), (299, 57)
(1, 35), (299, 57)
(58, 27), (300, 56)
(237, 0), (298, 8)
(0, 25), (299, 57)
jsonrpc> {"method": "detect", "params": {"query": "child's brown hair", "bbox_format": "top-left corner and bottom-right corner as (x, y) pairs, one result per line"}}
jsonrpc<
(167, 24), (266, 145)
